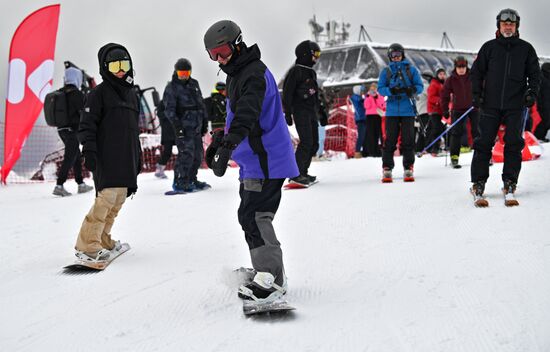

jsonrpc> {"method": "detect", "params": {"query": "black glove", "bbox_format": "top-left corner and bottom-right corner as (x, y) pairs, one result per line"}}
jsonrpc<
(83, 151), (96, 172)
(390, 87), (404, 95)
(172, 120), (184, 139)
(405, 86), (416, 98)
(523, 89), (536, 108)
(285, 113), (293, 126)
(212, 134), (240, 177)
(472, 95), (484, 109)
(205, 129), (224, 169)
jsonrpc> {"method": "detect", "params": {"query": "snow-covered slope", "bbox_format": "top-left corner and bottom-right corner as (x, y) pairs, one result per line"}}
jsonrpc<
(1, 152), (550, 352)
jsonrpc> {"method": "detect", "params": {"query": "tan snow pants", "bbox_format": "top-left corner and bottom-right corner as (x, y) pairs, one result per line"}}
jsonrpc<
(75, 187), (127, 253)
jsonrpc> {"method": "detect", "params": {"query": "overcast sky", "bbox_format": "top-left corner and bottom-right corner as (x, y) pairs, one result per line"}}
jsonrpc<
(1, 0), (549, 120)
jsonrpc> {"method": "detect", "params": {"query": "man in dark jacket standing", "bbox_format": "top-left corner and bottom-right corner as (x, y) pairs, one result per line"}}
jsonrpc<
(203, 20), (299, 304)
(53, 67), (93, 196)
(441, 56), (480, 168)
(282, 40), (326, 186)
(534, 62), (550, 142)
(163, 58), (209, 192)
(203, 81), (227, 130)
(469, 9), (540, 203)
(76, 43), (141, 261)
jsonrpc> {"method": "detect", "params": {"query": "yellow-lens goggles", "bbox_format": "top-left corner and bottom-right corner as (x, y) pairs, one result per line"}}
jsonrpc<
(107, 60), (131, 73)
(313, 51), (321, 58)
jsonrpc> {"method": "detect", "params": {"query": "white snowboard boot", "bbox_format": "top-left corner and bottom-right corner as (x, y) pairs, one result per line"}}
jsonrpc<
(238, 272), (287, 303)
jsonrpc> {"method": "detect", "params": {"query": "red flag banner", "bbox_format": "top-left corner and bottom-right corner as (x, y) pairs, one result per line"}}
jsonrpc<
(1, 4), (60, 184)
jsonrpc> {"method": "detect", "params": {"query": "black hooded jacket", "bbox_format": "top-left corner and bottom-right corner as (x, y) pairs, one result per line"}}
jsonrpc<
(470, 33), (541, 110)
(219, 44), (267, 143)
(282, 55), (320, 114)
(78, 43), (141, 195)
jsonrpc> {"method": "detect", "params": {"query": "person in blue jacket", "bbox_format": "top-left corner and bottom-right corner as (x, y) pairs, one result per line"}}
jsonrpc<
(203, 20), (299, 304)
(377, 43), (424, 181)
(349, 85), (366, 158)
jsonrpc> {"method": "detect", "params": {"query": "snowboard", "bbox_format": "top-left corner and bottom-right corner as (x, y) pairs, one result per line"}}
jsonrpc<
(164, 184), (211, 195)
(234, 267), (295, 316)
(63, 243), (130, 271)
(284, 180), (318, 190)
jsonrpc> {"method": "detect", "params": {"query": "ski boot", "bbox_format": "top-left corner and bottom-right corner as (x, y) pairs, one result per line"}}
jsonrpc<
(53, 185), (71, 197)
(382, 168), (393, 183)
(503, 180), (519, 207)
(403, 167), (415, 182)
(450, 155), (461, 169)
(77, 182), (94, 193)
(238, 272), (287, 303)
(470, 181), (488, 207)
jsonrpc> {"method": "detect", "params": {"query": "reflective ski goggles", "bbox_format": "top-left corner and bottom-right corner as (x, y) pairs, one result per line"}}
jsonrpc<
(389, 51), (403, 59)
(499, 12), (518, 23)
(313, 50), (321, 58)
(207, 43), (234, 61)
(107, 60), (131, 73)
(176, 70), (191, 78)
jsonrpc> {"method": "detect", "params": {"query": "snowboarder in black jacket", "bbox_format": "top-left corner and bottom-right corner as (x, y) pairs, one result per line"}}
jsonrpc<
(282, 40), (326, 186)
(470, 9), (541, 199)
(163, 58), (208, 192)
(203, 81), (227, 130)
(75, 43), (141, 261)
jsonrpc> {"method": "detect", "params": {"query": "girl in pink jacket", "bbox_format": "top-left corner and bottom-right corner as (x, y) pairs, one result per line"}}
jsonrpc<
(363, 83), (386, 157)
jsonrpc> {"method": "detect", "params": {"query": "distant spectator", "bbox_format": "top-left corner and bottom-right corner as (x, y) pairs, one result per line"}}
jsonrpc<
(363, 82), (385, 157)
(349, 85), (366, 158)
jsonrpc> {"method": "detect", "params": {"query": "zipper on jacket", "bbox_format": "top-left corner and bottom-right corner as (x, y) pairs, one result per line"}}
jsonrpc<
(501, 49), (511, 109)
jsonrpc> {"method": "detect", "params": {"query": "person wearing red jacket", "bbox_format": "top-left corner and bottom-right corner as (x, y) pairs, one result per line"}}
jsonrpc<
(363, 83), (386, 157)
(441, 56), (480, 168)
(426, 68), (447, 155)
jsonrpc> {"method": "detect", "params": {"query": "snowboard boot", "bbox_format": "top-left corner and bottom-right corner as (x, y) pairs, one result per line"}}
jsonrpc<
(238, 272), (287, 303)
(193, 180), (210, 190)
(53, 185), (71, 197)
(450, 155), (461, 169)
(77, 183), (94, 194)
(75, 248), (111, 262)
(306, 174), (317, 183)
(290, 175), (310, 186)
(403, 167), (415, 182)
(382, 168), (393, 183)
(182, 182), (197, 193)
(154, 164), (168, 179)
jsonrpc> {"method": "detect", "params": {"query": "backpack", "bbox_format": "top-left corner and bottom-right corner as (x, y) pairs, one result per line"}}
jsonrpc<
(44, 87), (74, 127)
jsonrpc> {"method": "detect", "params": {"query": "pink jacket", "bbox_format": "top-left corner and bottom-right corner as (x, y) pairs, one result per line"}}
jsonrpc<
(363, 93), (386, 116)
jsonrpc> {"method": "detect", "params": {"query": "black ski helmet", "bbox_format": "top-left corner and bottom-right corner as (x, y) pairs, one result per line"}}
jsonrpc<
(215, 81), (226, 91)
(175, 58), (192, 71)
(204, 20), (242, 50)
(387, 43), (405, 60)
(454, 55), (468, 67)
(295, 40), (321, 58)
(496, 8), (520, 28)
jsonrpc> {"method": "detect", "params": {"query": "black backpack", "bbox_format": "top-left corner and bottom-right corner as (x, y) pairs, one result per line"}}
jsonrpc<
(44, 87), (74, 127)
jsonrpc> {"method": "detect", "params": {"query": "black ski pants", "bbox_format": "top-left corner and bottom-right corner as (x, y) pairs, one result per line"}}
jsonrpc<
(534, 110), (550, 140)
(427, 113), (445, 153)
(238, 178), (285, 286)
(173, 124), (202, 186)
(449, 109), (479, 157)
(383, 116), (415, 170)
(471, 108), (525, 184)
(294, 107), (319, 176)
(365, 115), (382, 157)
(57, 128), (83, 185)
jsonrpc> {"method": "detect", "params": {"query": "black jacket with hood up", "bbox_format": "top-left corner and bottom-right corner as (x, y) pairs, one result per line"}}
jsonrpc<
(78, 43), (141, 195)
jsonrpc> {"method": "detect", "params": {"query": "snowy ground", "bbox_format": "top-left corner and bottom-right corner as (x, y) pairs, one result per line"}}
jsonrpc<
(1, 152), (550, 352)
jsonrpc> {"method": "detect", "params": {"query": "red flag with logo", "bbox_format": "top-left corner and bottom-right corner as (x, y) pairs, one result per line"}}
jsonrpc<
(1, 5), (60, 184)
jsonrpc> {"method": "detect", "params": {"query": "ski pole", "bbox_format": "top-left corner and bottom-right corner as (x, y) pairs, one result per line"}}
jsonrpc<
(521, 107), (530, 132)
(417, 106), (474, 157)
